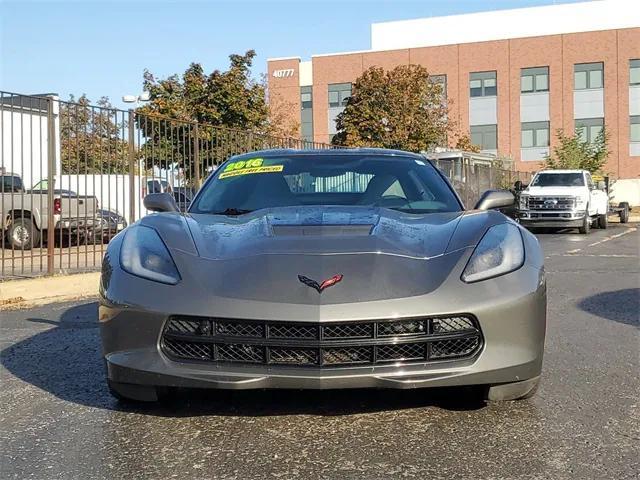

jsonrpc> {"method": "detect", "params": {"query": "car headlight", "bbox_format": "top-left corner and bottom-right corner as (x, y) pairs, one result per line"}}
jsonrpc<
(120, 225), (181, 285)
(518, 195), (528, 210)
(462, 223), (525, 283)
(575, 196), (585, 207)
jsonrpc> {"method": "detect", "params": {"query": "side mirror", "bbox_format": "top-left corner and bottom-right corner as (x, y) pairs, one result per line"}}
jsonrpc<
(144, 193), (179, 213)
(474, 190), (515, 211)
(514, 180), (523, 191)
(597, 180), (606, 191)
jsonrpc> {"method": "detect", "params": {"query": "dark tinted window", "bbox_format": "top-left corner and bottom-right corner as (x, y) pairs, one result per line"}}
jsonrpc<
(191, 154), (461, 215)
(173, 192), (188, 202)
(531, 173), (585, 187)
(1, 176), (23, 192)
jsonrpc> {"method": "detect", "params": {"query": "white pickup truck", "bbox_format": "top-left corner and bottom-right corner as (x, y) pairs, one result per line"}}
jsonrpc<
(516, 169), (609, 234)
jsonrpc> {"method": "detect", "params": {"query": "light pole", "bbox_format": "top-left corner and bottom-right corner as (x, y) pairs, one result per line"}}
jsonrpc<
(122, 92), (150, 222)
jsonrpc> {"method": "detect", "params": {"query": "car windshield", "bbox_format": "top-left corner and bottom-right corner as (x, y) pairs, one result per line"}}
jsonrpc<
(190, 153), (461, 215)
(531, 173), (584, 187)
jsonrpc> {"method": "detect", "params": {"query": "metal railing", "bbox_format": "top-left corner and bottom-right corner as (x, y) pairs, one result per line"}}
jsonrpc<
(1, 90), (532, 279)
(431, 157), (532, 207)
(0, 91), (335, 279)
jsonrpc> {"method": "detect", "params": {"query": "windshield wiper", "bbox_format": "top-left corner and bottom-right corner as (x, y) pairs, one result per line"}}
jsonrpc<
(211, 208), (254, 216)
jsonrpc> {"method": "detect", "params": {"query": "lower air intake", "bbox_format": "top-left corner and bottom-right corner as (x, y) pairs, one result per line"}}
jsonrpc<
(161, 315), (483, 367)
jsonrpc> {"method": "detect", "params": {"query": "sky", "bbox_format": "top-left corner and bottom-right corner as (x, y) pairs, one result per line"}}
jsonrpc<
(1, 0), (586, 109)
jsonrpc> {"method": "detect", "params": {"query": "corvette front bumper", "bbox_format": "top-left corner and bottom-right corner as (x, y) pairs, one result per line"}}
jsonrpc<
(100, 269), (546, 392)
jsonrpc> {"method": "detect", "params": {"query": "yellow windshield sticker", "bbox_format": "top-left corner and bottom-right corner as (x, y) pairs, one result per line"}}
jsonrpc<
(219, 164), (283, 179)
(224, 158), (264, 172)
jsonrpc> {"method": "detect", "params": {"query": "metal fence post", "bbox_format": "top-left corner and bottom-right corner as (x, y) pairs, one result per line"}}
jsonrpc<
(463, 158), (470, 207)
(488, 163), (493, 189)
(46, 97), (57, 275)
(193, 123), (200, 188)
(128, 109), (136, 225)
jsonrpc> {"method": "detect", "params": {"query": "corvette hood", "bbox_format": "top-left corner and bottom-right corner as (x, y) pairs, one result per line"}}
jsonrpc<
(138, 207), (508, 304)
(184, 206), (464, 260)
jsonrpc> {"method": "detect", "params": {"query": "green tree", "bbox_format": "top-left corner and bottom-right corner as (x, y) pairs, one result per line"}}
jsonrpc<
(60, 95), (129, 174)
(139, 50), (271, 130)
(332, 65), (453, 151)
(543, 128), (610, 174)
(136, 51), (295, 182)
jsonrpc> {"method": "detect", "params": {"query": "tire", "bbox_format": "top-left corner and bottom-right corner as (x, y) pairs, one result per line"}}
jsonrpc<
(486, 376), (540, 401)
(578, 209), (591, 234)
(597, 213), (608, 229)
(6, 217), (40, 250)
(619, 203), (629, 224)
(107, 379), (168, 403)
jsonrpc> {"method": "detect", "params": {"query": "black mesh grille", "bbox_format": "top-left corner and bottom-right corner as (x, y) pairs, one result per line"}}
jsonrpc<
(270, 347), (318, 365)
(378, 320), (426, 336)
(269, 324), (318, 340)
(432, 317), (475, 333)
(216, 344), (264, 363)
(431, 337), (480, 359)
(166, 318), (211, 335)
(323, 323), (373, 339)
(216, 321), (264, 338)
(161, 315), (482, 367)
(323, 347), (371, 365)
(163, 339), (211, 360)
(377, 343), (426, 362)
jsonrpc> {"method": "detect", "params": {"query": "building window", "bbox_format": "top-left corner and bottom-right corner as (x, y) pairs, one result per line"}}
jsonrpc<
(575, 118), (604, 143)
(430, 74), (447, 98)
(631, 60), (640, 86)
(328, 83), (351, 108)
(631, 116), (640, 143)
(300, 86), (313, 142)
(301, 87), (312, 109)
(470, 124), (497, 150)
(521, 67), (549, 93)
(521, 121), (550, 148)
(574, 63), (604, 90)
(470, 71), (497, 98)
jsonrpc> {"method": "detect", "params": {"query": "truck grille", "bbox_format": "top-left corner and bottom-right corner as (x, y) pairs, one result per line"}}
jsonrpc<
(527, 196), (576, 210)
(161, 315), (483, 367)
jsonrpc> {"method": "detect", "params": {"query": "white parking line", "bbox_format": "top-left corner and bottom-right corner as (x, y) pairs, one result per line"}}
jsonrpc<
(561, 227), (638, 255)
(587, 227), (638, 247)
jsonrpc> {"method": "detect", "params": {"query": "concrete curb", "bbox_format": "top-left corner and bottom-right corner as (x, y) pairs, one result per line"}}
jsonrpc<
(0, 272), (100, 310)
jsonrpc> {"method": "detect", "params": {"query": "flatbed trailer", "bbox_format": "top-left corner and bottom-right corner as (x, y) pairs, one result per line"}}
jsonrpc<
(593, 175), (630, 223)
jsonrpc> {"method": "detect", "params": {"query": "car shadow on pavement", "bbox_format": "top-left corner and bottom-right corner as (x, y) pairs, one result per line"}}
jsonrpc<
(577, 288), (640, 327)
(1, 301), (488, 417)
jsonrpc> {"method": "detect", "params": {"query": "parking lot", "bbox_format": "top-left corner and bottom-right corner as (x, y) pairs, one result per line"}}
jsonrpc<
(1, 224), (638, 480)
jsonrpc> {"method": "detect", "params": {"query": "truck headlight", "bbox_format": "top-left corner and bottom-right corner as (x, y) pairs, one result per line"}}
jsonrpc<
(120, 225), (181, 285)
(575, 196), (585, 207)
(462, 223), (525, 283)
(518, 195), (528, 210)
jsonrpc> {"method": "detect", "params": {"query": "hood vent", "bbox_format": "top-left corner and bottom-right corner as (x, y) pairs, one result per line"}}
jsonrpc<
(271, 224), (373, 237)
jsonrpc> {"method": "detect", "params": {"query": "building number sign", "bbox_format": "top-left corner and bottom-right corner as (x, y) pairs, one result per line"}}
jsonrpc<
(272, 69), (295, 78)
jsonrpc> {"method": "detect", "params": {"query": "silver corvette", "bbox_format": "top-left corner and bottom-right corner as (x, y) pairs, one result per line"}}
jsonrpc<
(99, 149), (546, 402)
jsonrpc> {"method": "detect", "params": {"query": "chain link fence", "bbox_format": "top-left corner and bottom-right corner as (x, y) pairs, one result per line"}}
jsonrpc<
(1, 90), (531, 279)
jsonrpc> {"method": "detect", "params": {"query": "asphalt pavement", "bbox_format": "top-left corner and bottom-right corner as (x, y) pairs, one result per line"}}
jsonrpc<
(1, 224), (638, 480)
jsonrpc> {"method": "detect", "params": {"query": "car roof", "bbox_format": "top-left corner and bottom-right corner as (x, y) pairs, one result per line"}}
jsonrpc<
(228, 148), (426, 161)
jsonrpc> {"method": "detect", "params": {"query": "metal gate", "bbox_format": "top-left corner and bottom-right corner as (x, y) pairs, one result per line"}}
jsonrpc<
(0, 91), (333, 279)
